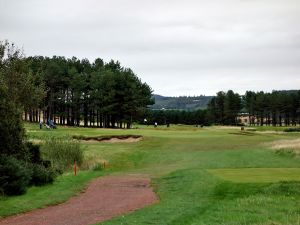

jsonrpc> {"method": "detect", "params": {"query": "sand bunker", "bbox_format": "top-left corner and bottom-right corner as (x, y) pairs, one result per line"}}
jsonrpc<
(73, 135), (143, 143)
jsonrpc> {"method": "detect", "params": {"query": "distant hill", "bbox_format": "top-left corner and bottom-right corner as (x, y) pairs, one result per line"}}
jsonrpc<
(150, 90), (299, 111)
(150, 94), (213, 110)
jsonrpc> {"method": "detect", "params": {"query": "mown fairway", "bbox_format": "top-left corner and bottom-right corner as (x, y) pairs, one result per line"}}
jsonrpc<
(1, 124), (300, 225)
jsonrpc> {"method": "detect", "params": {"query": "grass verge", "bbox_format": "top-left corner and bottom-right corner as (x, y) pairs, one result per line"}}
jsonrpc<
(0, 171), (103, 218)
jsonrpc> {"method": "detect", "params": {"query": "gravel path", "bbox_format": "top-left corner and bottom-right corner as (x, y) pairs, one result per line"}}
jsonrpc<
(0, 175), (158, 225)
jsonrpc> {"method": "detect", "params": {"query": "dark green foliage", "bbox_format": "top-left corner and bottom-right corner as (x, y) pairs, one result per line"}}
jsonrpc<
(243, 90), (300, 126)
(207, 90), (242, 125)
(224, 90), (241, 124)
(25, 143), (56, 186)
(0, 100), (28, 159)
(0, 41), (54, 196)
(25, 142), (42, 164)
(145, 109), (207, 125)
(30, 164), (55, 186)
(206, 89), (300, 126)
(0, 50), (28, 160)
(0, 155), (32, 195)
(0, 40), (45, 160)
(24, 57), (153, 128)
(0, 153), (55, 195)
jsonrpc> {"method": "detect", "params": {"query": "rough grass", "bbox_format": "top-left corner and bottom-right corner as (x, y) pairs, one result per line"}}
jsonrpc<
(41, 137), (84, 172)
(270, 138), (300, 156)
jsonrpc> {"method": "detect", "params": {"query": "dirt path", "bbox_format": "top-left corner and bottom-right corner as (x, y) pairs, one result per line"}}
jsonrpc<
(0, 175), (158, 225)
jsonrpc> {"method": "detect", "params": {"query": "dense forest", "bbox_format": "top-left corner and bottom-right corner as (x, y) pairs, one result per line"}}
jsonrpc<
(145, 108), (208, 126)
(206, 90), (242, 125)
(243, 90), (300, 126)
(206, 90), (300, 126)
(22, 54), (153, 128)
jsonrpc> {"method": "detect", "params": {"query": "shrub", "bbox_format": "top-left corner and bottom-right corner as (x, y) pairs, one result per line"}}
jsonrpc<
(30, 164), (55, 186)
(25, 142), (42, 164)
(41, 137), (83, 172)
(0, 155), (32, 196)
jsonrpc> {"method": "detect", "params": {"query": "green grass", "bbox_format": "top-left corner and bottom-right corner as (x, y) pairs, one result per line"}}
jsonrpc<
(207, 168), (300, 183)
(0, 171), (104, 218)
(1, 123), (300, 224)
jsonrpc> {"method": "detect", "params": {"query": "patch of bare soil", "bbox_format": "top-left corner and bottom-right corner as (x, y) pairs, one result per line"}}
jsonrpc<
(0, 175), (158, 225)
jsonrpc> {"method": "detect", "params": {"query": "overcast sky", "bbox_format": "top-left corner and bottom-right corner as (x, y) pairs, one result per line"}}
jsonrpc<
(1, 0), (300, 96)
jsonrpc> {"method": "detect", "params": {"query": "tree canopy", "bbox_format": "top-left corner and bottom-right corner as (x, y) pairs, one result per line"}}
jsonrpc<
(23, 55), (153, 128)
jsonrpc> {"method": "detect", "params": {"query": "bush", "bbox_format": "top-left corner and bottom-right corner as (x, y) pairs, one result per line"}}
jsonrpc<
(30, 164), (55, 186)
(0, 155), (32, 196)
(41, 137), (83, 172)
(25, 142), (42, 164)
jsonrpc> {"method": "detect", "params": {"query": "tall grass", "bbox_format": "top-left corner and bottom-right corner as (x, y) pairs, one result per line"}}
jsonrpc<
(41, 137), (83, 172)
(270, 138), (300, 156)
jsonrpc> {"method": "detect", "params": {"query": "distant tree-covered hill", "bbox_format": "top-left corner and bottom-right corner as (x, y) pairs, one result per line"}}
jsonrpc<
(150, 94), (213, 110)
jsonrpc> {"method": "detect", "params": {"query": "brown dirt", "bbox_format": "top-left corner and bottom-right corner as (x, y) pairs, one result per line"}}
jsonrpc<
(0, 175), (158, 225)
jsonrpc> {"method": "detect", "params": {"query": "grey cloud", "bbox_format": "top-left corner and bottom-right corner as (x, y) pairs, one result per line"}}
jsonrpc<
(0, 0), (299, 96)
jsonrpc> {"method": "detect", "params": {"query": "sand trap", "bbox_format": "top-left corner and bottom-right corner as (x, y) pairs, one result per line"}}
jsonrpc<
(74, 135), (143, 143)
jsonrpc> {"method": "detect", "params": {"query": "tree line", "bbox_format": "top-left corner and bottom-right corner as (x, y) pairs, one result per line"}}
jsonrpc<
(144, 90), (241, 127)
(23, 55), (153, 128)
(2, 40), (300, 129)
(144, 109), (207, 126)
(146, 90), (300, 126)
(244, 90), (300, 126)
